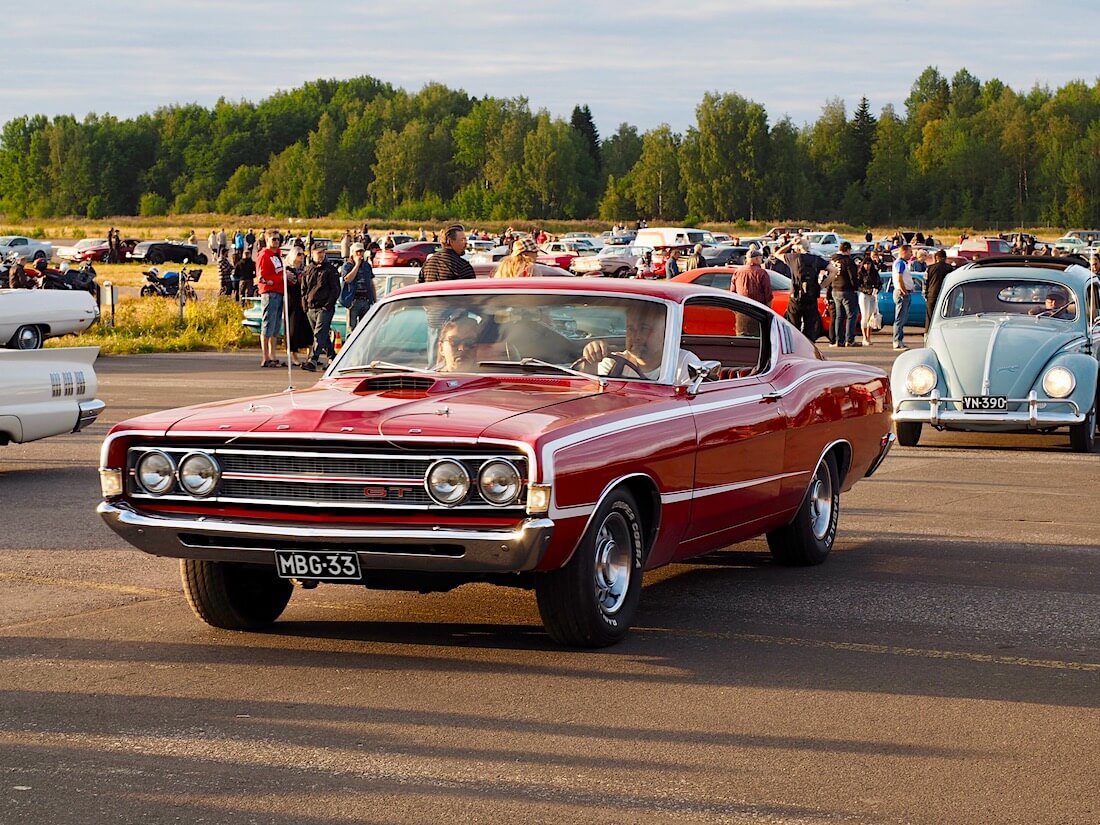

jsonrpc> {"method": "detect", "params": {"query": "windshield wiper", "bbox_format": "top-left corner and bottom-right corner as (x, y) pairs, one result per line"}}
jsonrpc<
(479, 358), (607, 387)
(336, 360), (434, 376)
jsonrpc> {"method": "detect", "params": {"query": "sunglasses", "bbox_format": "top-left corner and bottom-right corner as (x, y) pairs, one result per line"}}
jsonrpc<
(443, 337), (477, 348)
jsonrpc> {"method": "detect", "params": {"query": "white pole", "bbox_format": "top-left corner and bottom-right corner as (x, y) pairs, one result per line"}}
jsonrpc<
(282, 247), (293, 392)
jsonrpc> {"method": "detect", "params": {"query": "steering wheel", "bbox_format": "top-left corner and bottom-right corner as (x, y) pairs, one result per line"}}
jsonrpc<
(602, 353), (649, 379)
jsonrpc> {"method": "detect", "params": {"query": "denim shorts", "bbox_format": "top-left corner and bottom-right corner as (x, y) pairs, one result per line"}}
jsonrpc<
(260, 292), (284, 337)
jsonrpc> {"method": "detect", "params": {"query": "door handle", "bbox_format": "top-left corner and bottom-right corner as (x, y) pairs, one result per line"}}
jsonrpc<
(761, 392), (782, 403)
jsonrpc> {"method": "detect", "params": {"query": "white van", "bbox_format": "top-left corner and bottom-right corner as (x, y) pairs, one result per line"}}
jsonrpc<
(634, 227), (717, 249)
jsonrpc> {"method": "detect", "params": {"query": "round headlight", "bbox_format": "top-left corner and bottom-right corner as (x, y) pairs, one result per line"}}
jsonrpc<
(478, 459), (522, 505)
(136, 450), (175, 495)
(1042, 366), (1075, 399)
(426, 459), (470, 506)
(905, 365), (937, 396)
(178, 451), (220, 497)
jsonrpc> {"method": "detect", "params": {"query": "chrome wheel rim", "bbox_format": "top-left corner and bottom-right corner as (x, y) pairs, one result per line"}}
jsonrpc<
(16, 326), (40, 349)
(593, 512), (632, 615)
(809, 464), (835, 540)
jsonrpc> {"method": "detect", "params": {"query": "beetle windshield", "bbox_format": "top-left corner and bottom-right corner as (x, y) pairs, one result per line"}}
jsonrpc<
(336, 293), (669, 380)
(943, 279), (1078, 321)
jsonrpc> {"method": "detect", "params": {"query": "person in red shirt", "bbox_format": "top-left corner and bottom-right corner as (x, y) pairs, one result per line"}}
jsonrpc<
(256, 229), (286, 367)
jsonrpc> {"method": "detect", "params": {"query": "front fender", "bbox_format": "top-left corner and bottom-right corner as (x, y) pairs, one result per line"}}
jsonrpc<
(890, 347), (941, 412)
(1031, 352), (1098, 413)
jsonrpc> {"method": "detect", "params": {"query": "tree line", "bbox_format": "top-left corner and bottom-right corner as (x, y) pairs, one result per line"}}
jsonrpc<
(2, 68), (1099, 228)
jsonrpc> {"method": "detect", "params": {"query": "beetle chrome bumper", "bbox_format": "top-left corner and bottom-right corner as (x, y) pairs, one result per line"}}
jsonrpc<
(97, 501), (554, 573)
(894, 391), (1084, 428)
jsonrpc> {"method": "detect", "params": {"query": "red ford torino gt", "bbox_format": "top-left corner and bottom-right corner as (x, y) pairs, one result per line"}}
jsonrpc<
(98, 278), (894, 647)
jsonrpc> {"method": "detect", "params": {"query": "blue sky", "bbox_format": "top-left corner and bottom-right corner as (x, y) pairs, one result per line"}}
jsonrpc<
(6, 0), (1098, 137)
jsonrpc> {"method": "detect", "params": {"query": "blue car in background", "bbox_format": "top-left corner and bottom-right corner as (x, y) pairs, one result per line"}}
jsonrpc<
(877, 273), (926, 327)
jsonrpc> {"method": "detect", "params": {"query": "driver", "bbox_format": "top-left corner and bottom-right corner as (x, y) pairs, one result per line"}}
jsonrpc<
(434, 316), (481, 372)
(577, 301), (666, 379)
(1031, 290), (1074, 319)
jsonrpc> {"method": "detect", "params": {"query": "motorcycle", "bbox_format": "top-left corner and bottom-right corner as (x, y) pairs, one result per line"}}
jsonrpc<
(140, 265), (201, 300)
(40, 261), (100, 301)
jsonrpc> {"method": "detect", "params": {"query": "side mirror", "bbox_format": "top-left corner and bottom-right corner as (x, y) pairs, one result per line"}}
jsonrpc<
(677, 351), (721, 394)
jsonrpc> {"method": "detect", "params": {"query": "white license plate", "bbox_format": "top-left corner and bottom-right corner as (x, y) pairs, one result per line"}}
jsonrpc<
(273, 550), (362, 581)
(962, 395), (1007, 412)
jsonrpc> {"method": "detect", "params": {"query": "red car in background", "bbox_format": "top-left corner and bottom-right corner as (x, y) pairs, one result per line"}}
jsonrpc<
(70, 238), (138, 262)
(671, 266), (832, 333)
(373, 241), (440, 268)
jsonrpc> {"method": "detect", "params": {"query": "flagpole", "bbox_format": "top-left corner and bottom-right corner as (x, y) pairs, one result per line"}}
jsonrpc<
(282, 241), (294, 393)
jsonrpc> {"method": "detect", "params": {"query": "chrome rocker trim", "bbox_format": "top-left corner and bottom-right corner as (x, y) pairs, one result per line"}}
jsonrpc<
(894, 391), (1083, 428)
(864, 432), (895, 477)
(97, 501), (554, 574)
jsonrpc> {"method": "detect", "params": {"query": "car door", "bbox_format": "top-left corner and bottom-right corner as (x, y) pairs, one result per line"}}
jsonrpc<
(677, 297), (787, 551)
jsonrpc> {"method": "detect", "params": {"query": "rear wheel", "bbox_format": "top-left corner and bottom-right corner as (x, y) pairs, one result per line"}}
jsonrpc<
(180, 560), (292, 630)
(149, 250), (166, 264)
(33, 250), (46, 261)
(613, 266), (630, 278)
(767, 453), (839, 566)
(196, 253), (209, 265)
(139, 285), (157, 298)
(1069, 404), (1096, 453)
(895, 421), (922, 447)
(9, 324), (43, 350)
(535, 490), (644, 647)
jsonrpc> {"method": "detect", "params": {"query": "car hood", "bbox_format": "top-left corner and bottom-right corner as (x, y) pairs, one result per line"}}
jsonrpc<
(930, 316), (1082, 396)
(158, 374), (612, 440)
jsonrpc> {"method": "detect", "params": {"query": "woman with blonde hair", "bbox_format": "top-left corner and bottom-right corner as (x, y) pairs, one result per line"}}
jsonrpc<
(494, 237), (541, 278)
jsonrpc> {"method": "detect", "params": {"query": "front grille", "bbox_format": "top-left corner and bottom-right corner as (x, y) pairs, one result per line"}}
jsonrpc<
(127, 443), (528, 511)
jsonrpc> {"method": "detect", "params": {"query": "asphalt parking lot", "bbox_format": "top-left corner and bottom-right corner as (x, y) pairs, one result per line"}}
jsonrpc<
(0, 342), (1097, 824)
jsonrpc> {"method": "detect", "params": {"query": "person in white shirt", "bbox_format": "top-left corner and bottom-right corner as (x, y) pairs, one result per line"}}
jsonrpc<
(891, 244), (915, 350)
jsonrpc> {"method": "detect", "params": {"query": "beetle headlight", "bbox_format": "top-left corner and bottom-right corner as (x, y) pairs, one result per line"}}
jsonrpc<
(426, 459), (470, 506)
(178, 451), (220, 497)
(1042, 367), (1075, 398)
(478, 459), (522, 505)
(136, 450), (175, 495)
(905, 365), (937, 396)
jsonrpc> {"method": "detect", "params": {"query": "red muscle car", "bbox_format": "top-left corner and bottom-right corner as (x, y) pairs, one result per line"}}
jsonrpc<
(373, 241), (441, 268)
(97, 278), (893, 647)
(671, 266), (833, 334)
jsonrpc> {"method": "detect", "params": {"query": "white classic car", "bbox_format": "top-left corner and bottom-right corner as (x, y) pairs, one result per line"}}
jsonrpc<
(0, 235), (53, 262)
(0, 347), (104, 447)
(0, 288), (99, 349)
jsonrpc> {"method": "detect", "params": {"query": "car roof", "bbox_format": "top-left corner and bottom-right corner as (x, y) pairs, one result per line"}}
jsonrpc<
(389, 276), (733, 304)
(945, 257), (1095, 292)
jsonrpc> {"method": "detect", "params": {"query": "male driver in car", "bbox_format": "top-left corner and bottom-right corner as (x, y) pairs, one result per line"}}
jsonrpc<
(577, 301), (668, 379)
(1031, 290), (1075, 320)
(434, 316), (481, 373)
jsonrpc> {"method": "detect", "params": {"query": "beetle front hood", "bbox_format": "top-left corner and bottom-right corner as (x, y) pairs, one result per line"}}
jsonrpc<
(931, 316), (1083, 396)
(160, 374), (608, 440)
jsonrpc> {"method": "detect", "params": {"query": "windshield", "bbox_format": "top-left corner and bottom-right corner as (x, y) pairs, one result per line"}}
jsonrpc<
(336, 292), (670, 381)
(943, 279), (1079, 321)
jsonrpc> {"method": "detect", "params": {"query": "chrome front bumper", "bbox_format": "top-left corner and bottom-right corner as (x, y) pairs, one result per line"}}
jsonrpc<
(894, 391), (1083, 428)
(97, 501), (554, 573)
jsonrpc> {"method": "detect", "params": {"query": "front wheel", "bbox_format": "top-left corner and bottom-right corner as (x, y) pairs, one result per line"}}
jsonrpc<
(183, 284), (198, 302)
(767, 452), (840, 566)
(895, 421), (922, 447)
(180, 559), (292, 630)
(535, 490), (644, 647)
(1069, 405), (1097, 453)
(139, 285), (157, 298)
(9, 324), (43, 350)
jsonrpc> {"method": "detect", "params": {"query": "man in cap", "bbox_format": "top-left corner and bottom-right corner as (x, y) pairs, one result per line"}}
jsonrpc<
(419, 224), (476, 360)
(341, 242), (377, 330)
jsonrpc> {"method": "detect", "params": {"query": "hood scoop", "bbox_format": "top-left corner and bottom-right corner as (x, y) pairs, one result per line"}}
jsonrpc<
(353, 373), (502, 397)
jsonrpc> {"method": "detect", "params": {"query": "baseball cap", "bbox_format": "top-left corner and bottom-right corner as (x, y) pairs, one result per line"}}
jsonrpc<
(349, 242), (365, 253)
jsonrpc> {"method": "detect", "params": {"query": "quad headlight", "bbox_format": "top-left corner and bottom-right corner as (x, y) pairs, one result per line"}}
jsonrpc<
(478, 459), (523, 506)
(1042, 367), (1075, 398)
(178, 451), (221, 497)
(426, 459), (470, 506)
(136, 450), (175, 495)
(905, 365), (937, 396)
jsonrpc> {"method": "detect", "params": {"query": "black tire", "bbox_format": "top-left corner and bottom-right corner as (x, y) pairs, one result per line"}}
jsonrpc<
(767, 452), (840, 566)
(9, 324), (43, 350)
(535, 489), (645, 647)
(196, 253), (209, 265)
(613, 266), (630, 278)
(895, 421), (922, 447)
(1069, 404), (1096, 453)
(180, 559), (293, 630)
(149, 250), (166, 264)
(139, 285), (157, 298)
(33, 250), (46, 261)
